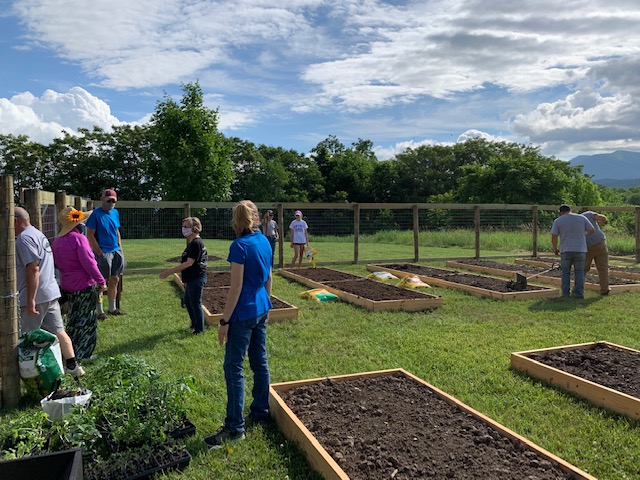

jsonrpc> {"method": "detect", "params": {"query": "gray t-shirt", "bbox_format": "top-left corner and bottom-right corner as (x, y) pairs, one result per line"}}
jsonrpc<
(582, 211), (606, 247)
(550, 212), (593, 253)
(15, 225), (61, 306)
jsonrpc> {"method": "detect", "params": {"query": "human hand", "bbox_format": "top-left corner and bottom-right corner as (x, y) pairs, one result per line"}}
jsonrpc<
(27, 302), (39, 316)
(159, 271), (169, 279)
(218, 324), (229, 346)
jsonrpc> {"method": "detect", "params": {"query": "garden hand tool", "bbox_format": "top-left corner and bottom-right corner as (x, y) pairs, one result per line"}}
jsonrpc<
(513, 262), (560, 290)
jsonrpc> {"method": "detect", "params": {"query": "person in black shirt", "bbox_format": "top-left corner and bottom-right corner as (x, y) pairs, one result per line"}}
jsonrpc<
(160, 217), (208, 334)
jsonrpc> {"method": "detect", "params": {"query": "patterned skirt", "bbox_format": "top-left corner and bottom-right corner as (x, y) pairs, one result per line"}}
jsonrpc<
(63, 285), (98, 360)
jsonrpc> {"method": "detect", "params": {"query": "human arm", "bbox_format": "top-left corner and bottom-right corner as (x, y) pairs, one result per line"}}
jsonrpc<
(289, 228), (294, 247)
(273, 221), (279, 240)
(305, 226), (309, 246)
(159, 257), (195, 279)
(24, 262), (40, 315)
(77, 236), (107, 288)
(86, 227), (103, 257)
(551, 234), (559, 255)
(218, 262), (244, 346)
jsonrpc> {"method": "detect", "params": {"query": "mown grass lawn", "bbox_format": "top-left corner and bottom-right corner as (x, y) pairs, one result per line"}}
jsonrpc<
(3, 235), (640, 479)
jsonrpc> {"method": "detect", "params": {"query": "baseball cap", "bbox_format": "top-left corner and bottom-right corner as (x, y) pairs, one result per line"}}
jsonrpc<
(559, 204), (571, 212)
(295, 210), (302, 216)
(102, 188), (117, 200)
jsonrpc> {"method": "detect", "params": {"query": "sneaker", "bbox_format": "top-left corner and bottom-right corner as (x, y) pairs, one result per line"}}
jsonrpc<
(601, 290), (610, 296)
(65, 363), (86, 377)
(97, 313), (107, 321)
(244, 414), (268, 430)
(108, 309), (127, 316)
(204, 426), (245, 449)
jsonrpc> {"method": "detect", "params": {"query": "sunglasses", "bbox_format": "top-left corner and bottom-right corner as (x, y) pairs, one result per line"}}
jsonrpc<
(106, 199), (116, 204)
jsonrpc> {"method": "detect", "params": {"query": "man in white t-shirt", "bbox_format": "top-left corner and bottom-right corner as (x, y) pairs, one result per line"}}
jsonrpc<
(550, 204), (594, 298)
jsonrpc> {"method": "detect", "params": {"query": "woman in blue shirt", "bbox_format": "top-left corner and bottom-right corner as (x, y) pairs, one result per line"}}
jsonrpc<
(205, 200), (273, 448)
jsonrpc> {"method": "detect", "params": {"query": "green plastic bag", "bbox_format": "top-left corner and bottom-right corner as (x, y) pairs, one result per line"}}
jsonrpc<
(18, 329), (64, 395)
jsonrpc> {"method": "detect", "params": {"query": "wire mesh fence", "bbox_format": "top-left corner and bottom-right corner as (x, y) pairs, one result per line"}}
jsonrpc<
(15, 192), (640, 267)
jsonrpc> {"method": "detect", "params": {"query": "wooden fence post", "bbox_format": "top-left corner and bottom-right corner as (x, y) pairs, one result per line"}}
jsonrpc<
(55, 191), (66, 236)
(635, 207), (640, 264)
(183, 203), (191, 219)
(24, 189), (42, 231)
(532, 205), (539, 257)
(353, 204), (360, 264)
(474, 205), (481, 259)
(413, 205), (419, 262)
(74, 196), (82, 211)
(277, 204), (284, 269)
(0, 175), (21, 408)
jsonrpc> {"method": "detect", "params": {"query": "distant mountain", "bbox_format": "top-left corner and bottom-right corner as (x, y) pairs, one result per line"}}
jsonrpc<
(569, 150), (640, 187)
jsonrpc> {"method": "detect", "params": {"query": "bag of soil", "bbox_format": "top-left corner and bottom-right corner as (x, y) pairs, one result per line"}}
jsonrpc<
(18, 329), (64, 396)
(299, 288), (339, 303)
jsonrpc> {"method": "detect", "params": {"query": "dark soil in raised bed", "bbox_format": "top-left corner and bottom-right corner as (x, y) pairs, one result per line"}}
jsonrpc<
(204, 271), (231, 287)
(457, 259), (639, 286)
(519, 257), (640, 276)
(323, 278), (439, 300)
(528, 342), (640, 399)
(201, 288), (291, 314)
(376, 264), (549, 292)
(285, 267), (364, 282)
(280, 372), (578, 479)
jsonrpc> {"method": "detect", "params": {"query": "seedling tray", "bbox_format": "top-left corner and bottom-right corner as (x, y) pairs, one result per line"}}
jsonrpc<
(269, 369), (595, 480)
(367, 263), (558, 300)
(511, 341), (640, 421)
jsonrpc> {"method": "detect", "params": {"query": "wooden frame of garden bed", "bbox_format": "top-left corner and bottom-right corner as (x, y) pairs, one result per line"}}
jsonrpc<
(449, 259), (640, 294)
(515, 257), (640, 281)
(511, 341), (640, 421)
(366, 264), (558, 300)
(269, 368), (596, 480)
(278, 268), (443, 312)
(173, 274), (298, 325)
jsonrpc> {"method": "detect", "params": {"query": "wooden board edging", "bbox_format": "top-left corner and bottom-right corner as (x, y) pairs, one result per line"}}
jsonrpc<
(367, 264), (558, 300)
(279, 268), (443, 311)
(172, 274), (298, 325)
(269, 369), (596, 480)
(511, 341), (640, 421)
(516, 258), (640, 281)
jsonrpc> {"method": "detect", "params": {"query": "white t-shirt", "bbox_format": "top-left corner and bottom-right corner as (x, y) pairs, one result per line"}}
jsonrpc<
(289, 219), (308, 244)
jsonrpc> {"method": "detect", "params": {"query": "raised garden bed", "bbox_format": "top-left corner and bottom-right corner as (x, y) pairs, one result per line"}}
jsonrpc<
(270, 369), (595, 480)
(367, 263), (558, 300)
(200, 287), (298, 325)
(451, 259), (640, 293)
(0, 448), (83, 480)
(516, 256), (640, 281)
(511, 341), (640, 421)
(279, 268), (442, 312)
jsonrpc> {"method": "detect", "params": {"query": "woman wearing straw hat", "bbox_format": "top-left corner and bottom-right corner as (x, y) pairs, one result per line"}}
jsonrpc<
(52, 207), (106, 360)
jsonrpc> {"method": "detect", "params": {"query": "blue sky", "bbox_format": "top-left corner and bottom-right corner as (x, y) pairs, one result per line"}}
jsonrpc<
(1, 0), (640, 161)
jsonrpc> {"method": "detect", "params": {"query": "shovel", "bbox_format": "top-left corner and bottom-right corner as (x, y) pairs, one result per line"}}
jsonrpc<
(513, 262), (560, 290)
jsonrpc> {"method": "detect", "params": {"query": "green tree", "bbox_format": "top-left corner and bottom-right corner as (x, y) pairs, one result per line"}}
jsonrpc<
(0, 134), (48, 192)
(151, 82), (232, 201)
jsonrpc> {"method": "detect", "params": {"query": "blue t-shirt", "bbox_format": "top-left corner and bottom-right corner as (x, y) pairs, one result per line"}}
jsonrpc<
(86, 207), (121, 253)
(227, 232), (272, 322)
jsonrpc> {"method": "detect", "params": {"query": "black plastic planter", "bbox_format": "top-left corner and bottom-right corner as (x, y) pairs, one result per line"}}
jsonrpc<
(0, 448), (83, 480)
(169, 418), (197, 439)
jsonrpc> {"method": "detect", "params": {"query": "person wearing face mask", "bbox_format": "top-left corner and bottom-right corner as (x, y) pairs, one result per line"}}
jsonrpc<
(160, 217), (208, 334)
(86, 188), (126, 318)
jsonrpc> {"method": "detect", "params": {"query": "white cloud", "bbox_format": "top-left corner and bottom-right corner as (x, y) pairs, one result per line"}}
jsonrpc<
(0, 87), (122, 143)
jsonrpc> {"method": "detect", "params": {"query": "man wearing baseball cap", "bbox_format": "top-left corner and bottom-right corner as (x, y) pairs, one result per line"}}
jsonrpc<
(86, 188), (126, 317)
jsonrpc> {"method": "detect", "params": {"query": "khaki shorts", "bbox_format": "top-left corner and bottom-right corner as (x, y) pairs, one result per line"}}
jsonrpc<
(20, 299), (64, 334)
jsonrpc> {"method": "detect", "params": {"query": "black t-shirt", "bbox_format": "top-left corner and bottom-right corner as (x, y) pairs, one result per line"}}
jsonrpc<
(180, 237), (207, 283)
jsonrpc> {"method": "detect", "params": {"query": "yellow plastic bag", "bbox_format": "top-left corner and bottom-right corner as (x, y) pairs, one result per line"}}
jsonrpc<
(304, 246), (317, 267)
(299, 288), (339, 302)
(397, 275), (431, 289)
(367, 271), (399, 282)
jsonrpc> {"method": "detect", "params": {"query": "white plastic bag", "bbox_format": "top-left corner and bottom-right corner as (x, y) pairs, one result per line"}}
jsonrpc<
(41, 389), (93, 420)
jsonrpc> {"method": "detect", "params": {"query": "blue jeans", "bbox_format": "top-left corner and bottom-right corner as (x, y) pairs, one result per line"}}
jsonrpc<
(560, 251), (586, 298)
(223, 312), (270, 432)
(267, 236), (276, 267)
(184, 275), (206, 333)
